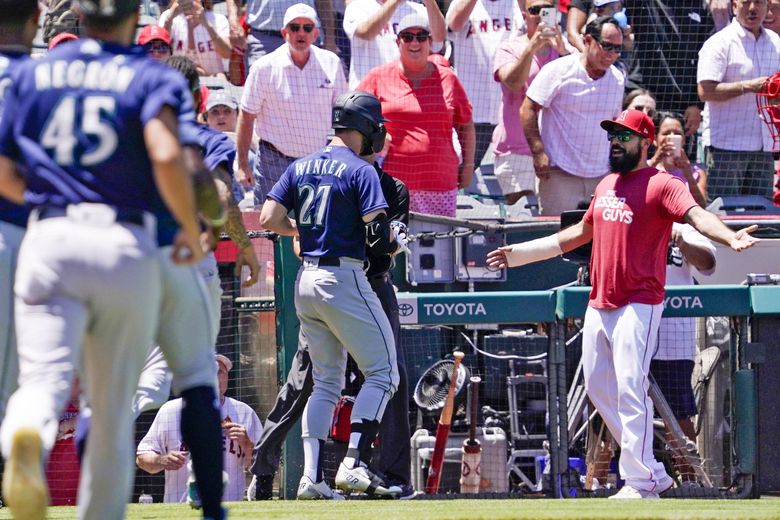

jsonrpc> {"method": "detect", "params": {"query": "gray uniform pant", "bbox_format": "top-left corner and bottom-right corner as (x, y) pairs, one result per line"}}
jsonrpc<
(296, 257), (399, 442)
(251, 272), (411, 484)
(0, 211), (160, 520)
(0, 221), (24, 424)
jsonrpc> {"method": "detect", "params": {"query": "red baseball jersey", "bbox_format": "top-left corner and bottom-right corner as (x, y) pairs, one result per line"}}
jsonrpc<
(584, 167), (698, 309)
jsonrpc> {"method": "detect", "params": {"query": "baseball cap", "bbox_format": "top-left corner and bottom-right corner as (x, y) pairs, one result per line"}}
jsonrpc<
(206, 89), (238, 111)
(138, 25), (171, 46)
(282, 3), (319, 29)
(593, 0), (620, 7)
(49, 32), (78, 50)
(600, 109), (655, 141)
(215, 354), (233, 372)
(397, 12), (430, 34)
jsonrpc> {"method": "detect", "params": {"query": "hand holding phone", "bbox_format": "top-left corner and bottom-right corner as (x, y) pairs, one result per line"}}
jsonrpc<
(667, 135), (682, 157)
(539, 7), (557, 36)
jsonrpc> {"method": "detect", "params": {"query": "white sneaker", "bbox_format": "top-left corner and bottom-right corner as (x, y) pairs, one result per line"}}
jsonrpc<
(297, 476), (345, 500)
(657, 474), (674, 493)
(608, 485), (660, 499)
(2, 428), (49, 520)
(335, 462), (402, 497)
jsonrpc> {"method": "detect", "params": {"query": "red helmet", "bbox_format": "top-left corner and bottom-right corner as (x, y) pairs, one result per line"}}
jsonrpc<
(756, 71), (780, 151)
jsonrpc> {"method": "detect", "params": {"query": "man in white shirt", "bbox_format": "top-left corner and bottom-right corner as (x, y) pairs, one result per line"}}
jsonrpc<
(137, 355), (263, 503)
(520, 16), (624, 216)
(160, 0), (232, 77)
(235, 3), (348, 202)
(446, 0), (523, 169)
(697, 0), (780, 200)
(343, 0), (445, 88)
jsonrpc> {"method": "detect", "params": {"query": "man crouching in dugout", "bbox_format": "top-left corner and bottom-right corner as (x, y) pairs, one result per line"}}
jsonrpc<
(488, 109), (759, 499)
(260, 91), (405, 499)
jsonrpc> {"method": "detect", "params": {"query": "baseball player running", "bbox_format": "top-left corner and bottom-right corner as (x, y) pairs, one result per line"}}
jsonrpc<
(260, 91), (401, 499)
(0, 1), (206, 519)
(248, 158), (411, 500)
(487, 109), (759, 499)
(0, 0), (36, 428)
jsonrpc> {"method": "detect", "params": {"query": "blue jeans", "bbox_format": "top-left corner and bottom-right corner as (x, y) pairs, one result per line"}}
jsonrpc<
(252, 141), (296, 204)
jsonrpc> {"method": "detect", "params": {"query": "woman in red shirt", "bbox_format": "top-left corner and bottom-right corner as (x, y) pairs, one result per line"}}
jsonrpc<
(357, 13), (475, 217)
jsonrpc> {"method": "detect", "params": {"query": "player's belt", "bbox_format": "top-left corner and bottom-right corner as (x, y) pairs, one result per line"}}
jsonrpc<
(35, 205), (147, 227)
(312, 256), (341, 267)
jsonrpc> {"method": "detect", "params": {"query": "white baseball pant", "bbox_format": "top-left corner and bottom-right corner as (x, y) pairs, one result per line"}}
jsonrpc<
(0, 211), (161, 520)
(581, 303), (672, 492)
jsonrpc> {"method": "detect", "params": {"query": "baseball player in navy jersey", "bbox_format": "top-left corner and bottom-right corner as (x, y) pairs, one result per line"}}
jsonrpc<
(488, 109), (759, 499)
(248, 158), (411, 500)
(0, 1), (212, 519)
(0, 0), (37, 431)
(260, 91), (402, 499)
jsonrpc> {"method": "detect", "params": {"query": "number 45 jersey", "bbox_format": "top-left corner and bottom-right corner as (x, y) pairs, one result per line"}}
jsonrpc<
(267, 145), (388, 260)
(0, 39), (196, 213)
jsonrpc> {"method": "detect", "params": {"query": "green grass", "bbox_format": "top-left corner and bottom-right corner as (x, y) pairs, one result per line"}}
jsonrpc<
(3, 498), (779, 520)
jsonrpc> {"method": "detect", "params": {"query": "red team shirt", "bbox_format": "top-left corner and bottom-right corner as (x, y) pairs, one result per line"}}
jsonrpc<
(357, 62), (472, 192)
(584, 167), (698, 309)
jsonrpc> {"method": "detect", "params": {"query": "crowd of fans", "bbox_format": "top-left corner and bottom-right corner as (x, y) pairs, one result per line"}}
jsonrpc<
(36, 0), (780, 219)
(34, 0), (780, 503)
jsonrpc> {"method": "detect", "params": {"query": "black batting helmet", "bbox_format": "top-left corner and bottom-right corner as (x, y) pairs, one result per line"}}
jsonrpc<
(74, 0), (140, 19)
(332, 91), (388, 154)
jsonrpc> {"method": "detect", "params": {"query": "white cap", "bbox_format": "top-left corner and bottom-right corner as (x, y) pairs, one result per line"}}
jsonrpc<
(206, 89), (238, 112)
(282, 3), (319, 29)
(396, 12), (430, 33)
(593, 0), (620, 7)
(215, 354), (233, 372)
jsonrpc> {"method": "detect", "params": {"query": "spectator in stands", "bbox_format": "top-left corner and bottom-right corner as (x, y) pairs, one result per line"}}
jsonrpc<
(357, 13), (475, 217)
(137, 355), (263, 503)
(520, 16), (624, 216)
(446, 0), (524, 170)
(566, 1), (632, 54)
(491, 0), (568, 205)
(236, 3), (348, 203)
(623, 88), (656, 119)
(766, 0), (780, 33)
(343, 0), (446, 88)
(652, 223), (716, 485)
(160, 0), (232, 78)
(697, 0), (780, 199)
(137, 25), (173, 62)
(244, 0), (338, 67)
(649, 112), (708, 208)
(205, 89), (239, 133)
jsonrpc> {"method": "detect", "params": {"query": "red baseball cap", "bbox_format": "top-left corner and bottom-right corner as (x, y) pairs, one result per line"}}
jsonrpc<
(601, 109), (655, 142)
(137, 25), (172, 46)
(49, 32), (78, 50)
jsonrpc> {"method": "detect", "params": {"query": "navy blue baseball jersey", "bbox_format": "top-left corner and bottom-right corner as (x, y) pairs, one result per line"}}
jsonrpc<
(196, 124), (236, 176)
(0, 50), (30, 228)
(267, 145), (388, 260)
(0, 39), (196, 242)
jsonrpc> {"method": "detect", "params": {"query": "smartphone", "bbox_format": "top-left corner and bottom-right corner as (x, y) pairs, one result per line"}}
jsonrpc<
(667, 135), (683, 156)
(539, 7), (557, 35)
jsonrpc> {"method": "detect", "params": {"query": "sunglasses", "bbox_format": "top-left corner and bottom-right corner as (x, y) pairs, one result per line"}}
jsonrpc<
(607, 130), (635, 142)
(399, 31), (431, 43)
(596, 38), (622, 54)
(144, 42), (171, 53)
(288, 23), (315, 33)
(527, 4), (555, 15)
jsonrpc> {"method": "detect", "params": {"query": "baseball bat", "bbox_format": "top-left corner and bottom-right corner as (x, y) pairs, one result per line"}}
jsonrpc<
(460, 376), (482, 494)
(425, 351), (464, 495)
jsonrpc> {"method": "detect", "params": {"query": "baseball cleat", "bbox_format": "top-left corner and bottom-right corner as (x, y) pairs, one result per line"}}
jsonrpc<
(2, 427), (49, 520)
(608, 485), (660, 499)
(335, 462), (402, 497)
(297, 476), (345, 500)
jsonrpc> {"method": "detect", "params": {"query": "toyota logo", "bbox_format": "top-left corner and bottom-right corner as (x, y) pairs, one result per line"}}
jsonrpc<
(398, 303), (414, 316)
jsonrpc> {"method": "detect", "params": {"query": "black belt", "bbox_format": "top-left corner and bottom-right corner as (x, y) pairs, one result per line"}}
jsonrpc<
(36, 205), (147, 226)
(316, 257), (341, 267)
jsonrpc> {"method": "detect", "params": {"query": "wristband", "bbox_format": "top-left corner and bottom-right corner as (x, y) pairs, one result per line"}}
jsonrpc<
(504, 234), (563, 268)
